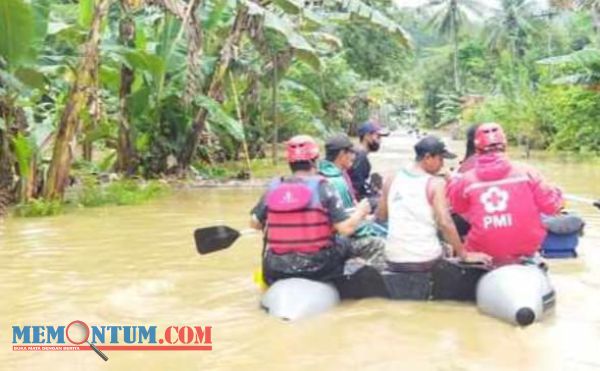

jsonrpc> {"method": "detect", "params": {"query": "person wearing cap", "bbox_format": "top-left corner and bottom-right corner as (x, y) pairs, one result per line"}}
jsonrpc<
(377, 135), (489, 268)
(373, 135), (491, 300)
(318, 134), (357, 209)
(319, 133), (387, 240)
(447, 123), (564, 265)
(250, 135), (384, 285)
(348, 122), (389, 206)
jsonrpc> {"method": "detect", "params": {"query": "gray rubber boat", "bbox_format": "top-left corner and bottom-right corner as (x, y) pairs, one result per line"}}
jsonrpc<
(476, 264), (556, 326)
(261, 264), (556, 326)
(260, 278), (340, 321)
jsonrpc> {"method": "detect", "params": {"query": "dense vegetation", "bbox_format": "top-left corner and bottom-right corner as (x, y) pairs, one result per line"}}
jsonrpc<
(1, 0), (600, 216)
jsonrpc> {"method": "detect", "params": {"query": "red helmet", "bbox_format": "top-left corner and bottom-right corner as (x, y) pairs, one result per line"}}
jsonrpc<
(286, 135), (320, 163)
(474, 123), (507, 153)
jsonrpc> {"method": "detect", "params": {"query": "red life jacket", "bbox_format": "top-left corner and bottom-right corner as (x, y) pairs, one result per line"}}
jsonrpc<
(265, 176), (333, 254)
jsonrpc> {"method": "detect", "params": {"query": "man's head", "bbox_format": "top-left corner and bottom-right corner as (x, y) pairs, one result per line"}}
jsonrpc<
(358, 122), (389, 152)
(325, 134), (356, 170)
(414, 135), (457, 174)
(474, 122), (507, 154)
(286, 135), (320, 173)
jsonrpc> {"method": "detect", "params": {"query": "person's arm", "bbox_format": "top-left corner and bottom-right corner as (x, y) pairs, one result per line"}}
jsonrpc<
(249, 195), (267, 230)
(250, 215), (263, 230)
(375, 172), (394, 222)
(431, 177), (464, 256)
(526, 167), (564, 215)
(349, 152), (370, 199)
(319, 181), (370, 236)
(334, 199), (371, 236)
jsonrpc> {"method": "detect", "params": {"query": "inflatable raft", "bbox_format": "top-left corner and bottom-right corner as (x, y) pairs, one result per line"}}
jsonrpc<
(476, 264), (555, 326)
(260, 262), (555, 326)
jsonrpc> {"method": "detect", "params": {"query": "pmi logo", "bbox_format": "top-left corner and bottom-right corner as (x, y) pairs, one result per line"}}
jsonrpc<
(13, 320), (213, 361)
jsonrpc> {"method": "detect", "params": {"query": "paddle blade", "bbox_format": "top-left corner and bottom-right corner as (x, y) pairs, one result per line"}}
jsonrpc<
(194, 226), (241, 254)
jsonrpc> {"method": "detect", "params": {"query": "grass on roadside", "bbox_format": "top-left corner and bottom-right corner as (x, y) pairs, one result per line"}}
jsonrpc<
(13, 179), (170, 218)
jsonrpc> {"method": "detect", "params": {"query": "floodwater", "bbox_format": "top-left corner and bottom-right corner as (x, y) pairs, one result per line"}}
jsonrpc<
(1, 132), (600, 370)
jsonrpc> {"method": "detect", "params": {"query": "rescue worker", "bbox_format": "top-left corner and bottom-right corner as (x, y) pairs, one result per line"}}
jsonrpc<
(250, 135), (385, 285)
(447, 123), (564, 265)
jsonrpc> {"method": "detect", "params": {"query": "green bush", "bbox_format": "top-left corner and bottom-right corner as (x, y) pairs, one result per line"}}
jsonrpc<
(465, 85), (600, 153)
(14, 199), (63, 217)
(77, 180), (169, 207)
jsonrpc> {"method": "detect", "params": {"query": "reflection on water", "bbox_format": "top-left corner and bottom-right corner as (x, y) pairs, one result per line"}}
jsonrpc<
(1, 132), (600, 370)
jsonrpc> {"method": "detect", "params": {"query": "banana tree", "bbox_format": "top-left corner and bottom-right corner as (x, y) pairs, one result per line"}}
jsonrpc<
(115, 0), (141, 175)
(177, 0), (410, 171)
(0, 0), (43, 207)
(44, 0), (111, 200)
(538, 47), (600, 86)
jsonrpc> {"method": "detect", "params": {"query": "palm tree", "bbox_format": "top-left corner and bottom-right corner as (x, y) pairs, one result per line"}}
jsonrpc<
(425, 0), (484, 92)
(486, 0), (538, 61)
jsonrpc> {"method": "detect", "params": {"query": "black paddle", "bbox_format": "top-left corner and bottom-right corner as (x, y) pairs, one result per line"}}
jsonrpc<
(193, 225), (257, 254)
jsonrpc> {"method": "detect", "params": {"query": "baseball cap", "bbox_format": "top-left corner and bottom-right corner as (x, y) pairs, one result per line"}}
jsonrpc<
(414, 135), (457, 159)
(325, 134), (354, 152)
(357, 122), (390, 137)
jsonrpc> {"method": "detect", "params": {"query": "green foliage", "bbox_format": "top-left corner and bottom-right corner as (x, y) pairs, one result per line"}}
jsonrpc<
(14, 179), (168, 216)
(196, 95), (245, 141)
(340, 22), (408, 81)
(542, 86), (600, 152)
(193, 155), (288, 179)
(436, 90), (462, 126)
(14, 199), (63, 217)
(465, 84), (600, 153)
(77, 179), (169, 207)
(8, 0), (600, 212)
(78, 0), (94, 28)
(11, 133), (33, 180)
(0, 0), (35, 67)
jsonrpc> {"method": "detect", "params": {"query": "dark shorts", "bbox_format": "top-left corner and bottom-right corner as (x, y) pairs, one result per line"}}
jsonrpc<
(262, 236), (386, 285)
(262, 244), (348, 285)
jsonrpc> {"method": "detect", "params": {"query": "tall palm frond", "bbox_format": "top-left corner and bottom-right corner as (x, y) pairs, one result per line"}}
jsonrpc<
(486, 0), (539, 59)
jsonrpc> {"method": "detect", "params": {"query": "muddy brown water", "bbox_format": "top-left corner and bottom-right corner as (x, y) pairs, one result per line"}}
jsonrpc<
(1, 132), (600, 370)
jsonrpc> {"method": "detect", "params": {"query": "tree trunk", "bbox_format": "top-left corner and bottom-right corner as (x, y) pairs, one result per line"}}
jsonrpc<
(116, 1), (137, 175)
(183, 0), (202, 106)
(271, 53), (278, 165)
(0, 120), (14, 217)
(43, 0), (110, 200)
(177, 5), (253, 172)
(147, 0), (203, 106)
(228, 71), (252, 175)
(451, 4), (460, 93)
(83, 64), (101, 162)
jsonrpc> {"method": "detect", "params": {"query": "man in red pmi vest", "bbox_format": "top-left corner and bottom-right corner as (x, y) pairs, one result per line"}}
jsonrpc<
(250, 135), (385, 285)
(447, 123), (564, 265)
